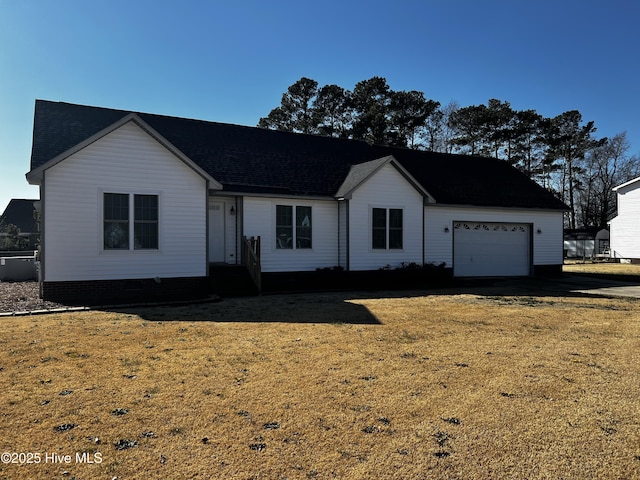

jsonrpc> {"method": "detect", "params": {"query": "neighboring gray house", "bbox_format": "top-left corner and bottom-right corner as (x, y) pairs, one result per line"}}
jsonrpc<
(610, 176), (640, 262)
(0, 198), (40, 250)
(26, 100), (568, 303)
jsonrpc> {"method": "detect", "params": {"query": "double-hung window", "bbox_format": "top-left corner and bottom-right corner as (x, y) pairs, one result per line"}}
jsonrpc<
(276, 205), (312, 249)
(104, 193), (130, 250)
(134, 195), (159, 249)
(104, 193), (158, 250)
(372, 208), (403, 250)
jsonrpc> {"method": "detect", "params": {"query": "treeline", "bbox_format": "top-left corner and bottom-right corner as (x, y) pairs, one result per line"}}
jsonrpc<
(258, 77), (640, 229)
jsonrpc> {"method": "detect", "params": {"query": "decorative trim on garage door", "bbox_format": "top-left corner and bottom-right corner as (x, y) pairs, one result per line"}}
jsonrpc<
(454, 222), (528, 233)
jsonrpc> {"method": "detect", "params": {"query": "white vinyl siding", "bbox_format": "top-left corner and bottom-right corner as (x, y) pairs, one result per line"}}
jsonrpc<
(348, 164), (424, 270)
(424, 206), (563, 270)
(242, 197), (338, 272)
(610, 180), (640, 259)
(42, 121), (207, 281)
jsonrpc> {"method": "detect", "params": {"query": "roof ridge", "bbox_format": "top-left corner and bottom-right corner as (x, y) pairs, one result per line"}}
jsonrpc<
(29, 100), (568, 210)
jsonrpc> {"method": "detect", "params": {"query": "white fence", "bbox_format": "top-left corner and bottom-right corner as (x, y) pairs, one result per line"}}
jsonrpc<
(0, 252), (38, 281)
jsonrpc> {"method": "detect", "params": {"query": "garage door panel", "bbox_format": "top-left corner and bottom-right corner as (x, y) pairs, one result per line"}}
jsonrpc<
(453, 222), (531, 277)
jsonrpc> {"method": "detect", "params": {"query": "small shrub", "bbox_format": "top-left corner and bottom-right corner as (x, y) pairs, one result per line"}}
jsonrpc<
(114, 439), (138, 450)
(54, 423), (76, 432)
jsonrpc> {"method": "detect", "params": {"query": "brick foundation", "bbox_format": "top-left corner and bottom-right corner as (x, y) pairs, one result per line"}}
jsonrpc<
(42, 277), (209, 306)
(533, 264), (563, 276)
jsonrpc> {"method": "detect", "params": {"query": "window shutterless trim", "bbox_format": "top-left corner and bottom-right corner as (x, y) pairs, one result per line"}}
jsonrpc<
(388, 208), (403, 249)
(134, 194), (158, 249)
(275, 204), (312, 250)
(103, 192), (159, 251)
(104, 193), (130, 250)
(372, 207), (387, 249)
(371, 207), (403, 250)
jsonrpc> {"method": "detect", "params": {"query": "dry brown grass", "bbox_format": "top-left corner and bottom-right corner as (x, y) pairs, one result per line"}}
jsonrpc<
(1, 289), (639, 479)
(564, 261), (640, 277)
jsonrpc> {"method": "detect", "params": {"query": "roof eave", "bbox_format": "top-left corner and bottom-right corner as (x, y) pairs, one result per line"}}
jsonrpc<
(613, 175), (640, 192)
(424, 202), (569, 212)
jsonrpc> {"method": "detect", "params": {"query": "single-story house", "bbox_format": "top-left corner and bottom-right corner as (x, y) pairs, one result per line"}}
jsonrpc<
(26, 100), (568, 303)
(0, 198), (40, 250)
(609, 176), (640, 262)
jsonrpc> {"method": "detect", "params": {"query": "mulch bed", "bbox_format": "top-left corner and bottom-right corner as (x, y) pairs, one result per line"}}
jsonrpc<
(0, 281), (67, 314)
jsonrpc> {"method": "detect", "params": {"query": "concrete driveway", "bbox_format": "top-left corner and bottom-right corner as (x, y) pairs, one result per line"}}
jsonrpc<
(544, 273), (640, 299)
(450, 273), (640, 300)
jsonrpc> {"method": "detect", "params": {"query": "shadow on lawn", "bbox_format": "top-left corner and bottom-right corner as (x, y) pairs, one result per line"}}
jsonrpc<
(104, 273), (639, 323)
(111, 293), (383, 324)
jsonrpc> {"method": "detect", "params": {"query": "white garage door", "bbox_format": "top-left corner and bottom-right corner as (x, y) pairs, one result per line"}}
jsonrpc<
(453, 222), (531, 277)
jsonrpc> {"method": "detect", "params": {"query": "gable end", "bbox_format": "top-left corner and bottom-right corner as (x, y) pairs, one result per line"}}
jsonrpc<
(27, 113), (222, 190)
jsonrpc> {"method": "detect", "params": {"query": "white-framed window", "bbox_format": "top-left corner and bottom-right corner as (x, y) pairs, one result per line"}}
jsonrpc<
(275, 205), (312, 249)
(104, 193), (158, 250)
(372, 207), (403, 250)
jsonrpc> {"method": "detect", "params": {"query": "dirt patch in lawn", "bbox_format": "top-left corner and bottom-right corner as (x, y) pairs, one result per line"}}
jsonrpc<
(0, 291), (639, 479)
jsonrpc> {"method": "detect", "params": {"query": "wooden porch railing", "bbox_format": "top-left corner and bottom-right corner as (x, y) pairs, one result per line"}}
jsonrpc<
(242, 235), (261, 293)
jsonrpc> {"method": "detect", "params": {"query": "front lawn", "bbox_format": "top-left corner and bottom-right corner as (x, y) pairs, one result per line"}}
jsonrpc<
(1, 290), (639, 479)
(564, 260), (640, 277)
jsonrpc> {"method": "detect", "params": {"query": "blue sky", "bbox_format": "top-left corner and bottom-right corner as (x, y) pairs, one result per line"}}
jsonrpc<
(1, 0), (639, 213)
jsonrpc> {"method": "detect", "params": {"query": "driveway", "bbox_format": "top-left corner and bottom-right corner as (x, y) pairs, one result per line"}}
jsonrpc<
(543, 273), (640, 299)
(449, 273), (640, 300)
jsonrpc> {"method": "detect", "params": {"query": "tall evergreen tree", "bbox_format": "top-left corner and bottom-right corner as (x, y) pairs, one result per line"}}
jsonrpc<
(258, 77), (319, 134)
(388, 90), (439, 149)
(350, 77), (393, 145)
(544, 111), (602, 229)
(448, 104), (488, 155)
(509, 109), (547, 179)
(313, 84), (352, 138)
(479, 99), (514, 159)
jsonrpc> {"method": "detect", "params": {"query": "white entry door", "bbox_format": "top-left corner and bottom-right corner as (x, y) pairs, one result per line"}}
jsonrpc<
(209, 202), (226, 263)
(453, 222), (531, 277)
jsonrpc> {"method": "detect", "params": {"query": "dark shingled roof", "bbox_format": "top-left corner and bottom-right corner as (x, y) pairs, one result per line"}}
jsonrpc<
(372, 145), (569, 210)
(29, 100), (568, 210)
(0, 199), (39, 233)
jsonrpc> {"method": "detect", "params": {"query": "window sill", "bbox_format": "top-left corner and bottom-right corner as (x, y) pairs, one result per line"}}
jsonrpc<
(100, 249), (161, 255)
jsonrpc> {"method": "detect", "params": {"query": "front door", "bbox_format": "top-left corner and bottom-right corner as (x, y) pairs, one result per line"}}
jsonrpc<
(209, 202), (226, 263)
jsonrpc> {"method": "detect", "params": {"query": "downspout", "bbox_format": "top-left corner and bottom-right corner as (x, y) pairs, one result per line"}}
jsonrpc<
(235, 196), (239, 265)
(205, 183), (210, 274)
(530, 222), (534, 276)
(346, 199), (350, 271)
(422, 198), (425, 266)
(38, 176), (45, 298)
(336, 199), (341, 269)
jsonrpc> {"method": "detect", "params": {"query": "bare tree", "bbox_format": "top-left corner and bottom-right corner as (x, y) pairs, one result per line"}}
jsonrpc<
(423, 101), (459, 153)
(578, 132), (640, 227)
